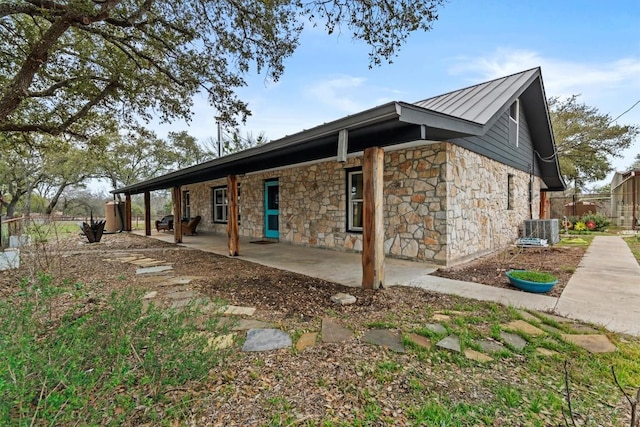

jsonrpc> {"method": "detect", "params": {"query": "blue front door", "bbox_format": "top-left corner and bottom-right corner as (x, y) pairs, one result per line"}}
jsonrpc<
(264, 180), (279, 239)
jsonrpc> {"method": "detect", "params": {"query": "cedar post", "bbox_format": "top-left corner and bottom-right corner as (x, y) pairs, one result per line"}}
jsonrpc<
(362, 147), (385, 289)
(124, 194), (132, 231)
(227, 175), (240, 256)
(539, 191), (548, 219)
(144, 191), (151, 236)
(173, 186), (182, 243)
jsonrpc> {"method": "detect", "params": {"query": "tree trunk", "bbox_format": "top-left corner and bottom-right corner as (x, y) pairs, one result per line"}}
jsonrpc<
(44, 181), (69, 215)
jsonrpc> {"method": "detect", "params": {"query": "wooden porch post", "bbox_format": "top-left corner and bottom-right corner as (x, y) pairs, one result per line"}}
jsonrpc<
(124, 194), (132, 231)
(173, 186), (183, 243)
(227, 175), (240, 256)
(362, 147), (385, 289)
(144, 191), (151, 236)
(539, 191), (549, 219)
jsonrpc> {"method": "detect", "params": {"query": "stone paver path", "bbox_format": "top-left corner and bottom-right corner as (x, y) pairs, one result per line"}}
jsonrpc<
(107, 253), (621, 359)
(361, 330), (405, 353)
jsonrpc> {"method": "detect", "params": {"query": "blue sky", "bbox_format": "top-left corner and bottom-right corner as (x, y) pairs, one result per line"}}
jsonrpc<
(155, 0), (640, 186)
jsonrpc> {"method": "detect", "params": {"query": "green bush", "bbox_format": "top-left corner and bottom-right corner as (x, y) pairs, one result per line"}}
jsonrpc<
(580, 212), (610, 231)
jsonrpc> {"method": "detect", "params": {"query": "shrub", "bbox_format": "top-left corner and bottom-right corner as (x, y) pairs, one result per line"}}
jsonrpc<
(581, 213), (610, 231)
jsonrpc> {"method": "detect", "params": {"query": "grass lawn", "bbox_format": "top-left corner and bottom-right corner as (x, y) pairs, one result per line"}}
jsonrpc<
(0, 232), (639, 426)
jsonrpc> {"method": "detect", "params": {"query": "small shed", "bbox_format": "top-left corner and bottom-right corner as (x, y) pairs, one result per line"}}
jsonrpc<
(564, 201), (597, 217)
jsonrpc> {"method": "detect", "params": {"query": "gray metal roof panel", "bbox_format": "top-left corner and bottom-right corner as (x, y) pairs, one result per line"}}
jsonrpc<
(414, 68), (539, 124)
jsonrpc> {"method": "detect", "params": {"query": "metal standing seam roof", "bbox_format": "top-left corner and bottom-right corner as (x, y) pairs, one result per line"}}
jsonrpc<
(114, 67), (565, 194)
(414, 68), (539, 125)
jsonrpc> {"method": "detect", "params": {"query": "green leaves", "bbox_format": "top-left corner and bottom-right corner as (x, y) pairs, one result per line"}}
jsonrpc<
(549, 95), (639, 189)
(1, 0), (444, 141)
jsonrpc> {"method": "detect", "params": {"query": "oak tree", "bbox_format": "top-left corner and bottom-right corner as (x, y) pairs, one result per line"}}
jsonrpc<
(0, 0), (444, 141)
(549, 96), (639, 190)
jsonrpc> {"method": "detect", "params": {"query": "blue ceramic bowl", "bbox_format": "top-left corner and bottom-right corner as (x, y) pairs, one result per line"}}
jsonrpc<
(506, 270), (558, 293)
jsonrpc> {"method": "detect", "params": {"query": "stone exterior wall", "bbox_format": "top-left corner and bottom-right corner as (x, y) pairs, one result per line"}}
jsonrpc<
(444, 143), (541, 264)
(180, 141), (541, 266)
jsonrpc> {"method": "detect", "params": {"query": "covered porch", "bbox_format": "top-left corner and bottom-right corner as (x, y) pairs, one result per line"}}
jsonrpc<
(132, 229), (438, 288)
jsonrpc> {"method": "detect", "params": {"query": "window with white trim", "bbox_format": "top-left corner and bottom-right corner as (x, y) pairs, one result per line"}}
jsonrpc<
(509, 99), (519, 147)
(347, 169), (363, 231)
(212, 186), (240, 223)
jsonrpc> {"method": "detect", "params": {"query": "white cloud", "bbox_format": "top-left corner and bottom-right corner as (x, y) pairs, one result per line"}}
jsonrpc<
(450, 48), (640, 99)
(450, 48), (640, 178)
(305, 75), (368, 113)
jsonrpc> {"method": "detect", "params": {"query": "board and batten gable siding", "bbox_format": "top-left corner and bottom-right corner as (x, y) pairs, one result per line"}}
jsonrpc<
(451, 104), (541, 177)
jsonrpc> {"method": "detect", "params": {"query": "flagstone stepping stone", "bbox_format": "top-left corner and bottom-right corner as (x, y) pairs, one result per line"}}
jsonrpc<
(476, 339), (507, 354)
(115, 256), (142, 262)
(218, 305), (256, 316)
(464, 349), (493, 363)
(321, 318), (353, 343)
(157, 277), (193, 287)
(516, 310), (539, 322)
(539, 324), (563, 335)
(536, 348), (559, 357)
(500, 332), (527, 351)
(136, 265), (173, 275)
(171, 296), (209, 310)
(560, 334), (617, 353)
(436, 335), (461, 353)
(534, 312), (575, 324)
(138, 274), (174, 283)
(130, 258), (160, 265)
(242, 328), (292, 352)
(330, 293), (356, 305)
(435, 310), (464, 315)
(137, 260), (168, 267)
(407, 333), (431, 349)
(502, 320), (545, 337)
(296, 332), (318, 352)
(166, 290), (198, 300)
(424, 323), (447, 334)
(432, 313), (450, 322)
(568, 323), (600, 334)
(207, 334), (235, 351)
(219, 318), (274, 331)
(361, 329), (405, 353)
(142, 291), (158, 299)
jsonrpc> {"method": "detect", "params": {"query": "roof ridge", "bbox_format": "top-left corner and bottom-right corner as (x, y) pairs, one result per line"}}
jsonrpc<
(413, 66), (540, 104)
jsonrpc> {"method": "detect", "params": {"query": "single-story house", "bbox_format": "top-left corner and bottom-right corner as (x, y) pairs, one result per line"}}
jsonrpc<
(611, 168), (639, 229)
(113, 67), (565, 288)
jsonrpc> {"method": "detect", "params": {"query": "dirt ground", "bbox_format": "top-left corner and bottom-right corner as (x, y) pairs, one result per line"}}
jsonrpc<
(3, 233), (633, 426)
(0, 233), (586, 317)
(432, 244), (588, 298)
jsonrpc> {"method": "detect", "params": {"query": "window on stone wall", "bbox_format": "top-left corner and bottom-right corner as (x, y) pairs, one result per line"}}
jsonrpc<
(182, 190), (190, 220)
(212, 185), (241, 223)
(507, 174), (514, 210)
(347, 169), (363, 231)
(509, 99), (519, 147)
